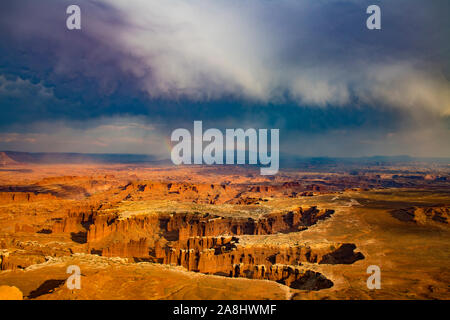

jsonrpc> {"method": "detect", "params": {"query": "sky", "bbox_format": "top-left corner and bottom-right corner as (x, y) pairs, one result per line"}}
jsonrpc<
(0, 0), (449, 159)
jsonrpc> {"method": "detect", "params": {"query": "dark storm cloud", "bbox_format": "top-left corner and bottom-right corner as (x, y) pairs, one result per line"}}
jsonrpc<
(0, 0), (148, 121)
(0, 0), (449, 156)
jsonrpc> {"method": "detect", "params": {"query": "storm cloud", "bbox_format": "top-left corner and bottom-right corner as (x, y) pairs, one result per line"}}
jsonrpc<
(0, 0), (449, 157)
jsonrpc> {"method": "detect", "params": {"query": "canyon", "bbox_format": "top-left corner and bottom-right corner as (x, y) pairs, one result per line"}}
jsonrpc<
(0, 160), (448, 299)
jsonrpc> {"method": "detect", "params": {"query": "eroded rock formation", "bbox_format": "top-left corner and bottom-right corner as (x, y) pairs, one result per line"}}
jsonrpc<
(79, 207), (363, 288)
(390, 206), (449, 225)
(0, 173), (372, 291)
(0, 192), (57, 204)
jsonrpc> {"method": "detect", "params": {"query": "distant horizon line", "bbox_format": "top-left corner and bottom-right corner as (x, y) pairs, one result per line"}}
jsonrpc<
(2, 150), (450, 161)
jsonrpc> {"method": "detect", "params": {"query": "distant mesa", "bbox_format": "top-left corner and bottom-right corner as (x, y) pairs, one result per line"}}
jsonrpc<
(0, 151), (166, 165)
(1, 150), (449, 167)
(0, 152), (19, 167)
